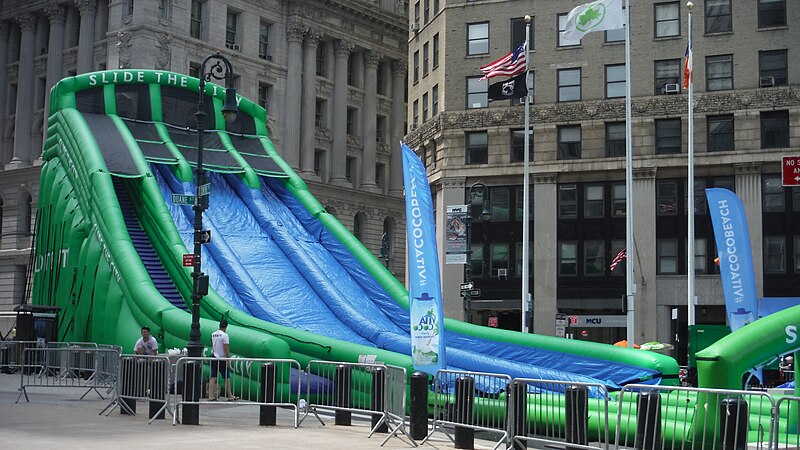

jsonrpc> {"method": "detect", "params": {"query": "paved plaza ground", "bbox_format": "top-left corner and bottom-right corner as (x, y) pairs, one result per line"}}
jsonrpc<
(0, 372), (499, 449)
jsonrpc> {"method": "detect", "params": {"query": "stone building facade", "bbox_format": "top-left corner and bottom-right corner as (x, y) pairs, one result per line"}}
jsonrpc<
(406, 0), (799, 356)
(0, 0), (409, 334)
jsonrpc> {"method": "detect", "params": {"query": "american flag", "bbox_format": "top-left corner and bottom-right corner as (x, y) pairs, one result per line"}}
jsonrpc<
(683, 41), (692, 89)
(480, 43), (526, 80)
(610, 248), (626, 271)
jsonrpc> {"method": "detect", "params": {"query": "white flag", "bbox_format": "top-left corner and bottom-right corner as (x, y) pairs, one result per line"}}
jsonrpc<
(563, 0), (625, 41)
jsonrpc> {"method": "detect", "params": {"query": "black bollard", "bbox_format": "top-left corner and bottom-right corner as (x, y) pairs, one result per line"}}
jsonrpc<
(566, 385), (589, 448)
(149, 360), (167, 420)
(335, 364), (352, 426)
(371, 367), (388, 433)
(720, 397), (748, 450)
(634, 390), (662, 450)
(454, 376), (475, 449)
(181, 361), (202, 425)
(409, 372), (429, 440)
(259, 363), (277, 426)
(510, 382), (527, 450)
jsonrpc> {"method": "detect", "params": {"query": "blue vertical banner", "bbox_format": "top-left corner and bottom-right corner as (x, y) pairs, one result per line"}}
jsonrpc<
(401, 142), (446, 374)
(706, 188), (758, 331)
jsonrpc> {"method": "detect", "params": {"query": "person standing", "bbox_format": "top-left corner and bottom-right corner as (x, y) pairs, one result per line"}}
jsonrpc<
(134, 326), (158, 355)
(209, 320), (237, 401)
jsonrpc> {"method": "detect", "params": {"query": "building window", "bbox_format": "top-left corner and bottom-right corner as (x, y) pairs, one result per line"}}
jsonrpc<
(658, 239), (679, 274)
(259, 20), (270, 60)
(794, 187), (800, 212)
(315, 99), (326, 128)
(511, 17), (533, 49)
(422, 92), (429, 122)
(511, 129), (528, 163)
(353, 212), (365, 241)
(424, 0), (430, 23)
(606, 122), (626, 157)
(376, 62), (385, 95)
(346, 107), (356, 135)
(471, 243), (485, 278)
(490, 188), (510, 222)
(466, 131), (488, 164)
(758, 0), (786, 28)
(694, 238), (708, 273)
(706, 54), (733, 91)
(557, 125), (581, 160)
(759, 49), (788, 86)
(795, 235), (800, 272)
(707, 114), (734, 152)
(467, 22), (489, 56)
(516, 186), (533, 221)
(558, 13), (581, 47)
(705, 0), (732, 33)
(584, 240), (605, 276)
(314, 150), (325, 177)
(257, 83), (271, 111)
(656, 118), (681, 154)
(515, 242), (532, 279)
(190, 0), (204, 39)
(189, 63), (200, 78)
(606, 27), (625, 42)
(422, 43), (430, 78)
(584, 185), (605, 218)
(346, 157), (357, 184)
(158, 0), (171, 18)
(655, 2), (680, 37)
(126, 0), (134, 15)
(612, 183), (626, 217)
(432, 33), (440, 69)
(225, 10), (239, 48)
(559, 184), (577, 218)
(376, 115), (386, 143)
(412, 100), (418, 127)
(559, 241), (578, 276)
(316, 44), (326, 76)
(654, 59), (680, 94)
(761, 110), (789, 149)
(466, 77), (488, 109)
(763, 175), (785, 212)
(432, 85), (439, 116)
(414, 0), (420, 26)
(606, 64), (626, 99)
(764, 236), (786, 273)
(557, 68), (581, 102)
(657, 180), (678, 216)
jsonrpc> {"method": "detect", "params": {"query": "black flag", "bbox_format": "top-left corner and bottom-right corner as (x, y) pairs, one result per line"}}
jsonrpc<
(487, 72), (528, 102)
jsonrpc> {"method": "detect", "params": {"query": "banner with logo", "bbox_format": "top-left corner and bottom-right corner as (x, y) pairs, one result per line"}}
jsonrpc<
(445, 205), (468, 264)
(401, 142), (446, 374)
(706, 188), (758, 332)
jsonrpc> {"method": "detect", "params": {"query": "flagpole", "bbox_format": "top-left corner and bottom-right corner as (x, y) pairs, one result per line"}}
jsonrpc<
(521, 15), (532, 334)
(624, 0), (635, 348)
(687, 1), (696, 328)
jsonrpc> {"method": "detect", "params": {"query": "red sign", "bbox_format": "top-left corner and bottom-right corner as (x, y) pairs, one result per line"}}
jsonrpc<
(488, 316), (498, 328)
(182, 254), (194, 267)
(783, 156), (800, 187)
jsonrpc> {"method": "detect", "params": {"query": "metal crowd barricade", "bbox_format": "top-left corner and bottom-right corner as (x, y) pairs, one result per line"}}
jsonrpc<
(171, 356), (301, 427)
(773, 396), (800, 450)
(614, 384), (774, 450)
(0, 341), (40, 373)
(15, 346), (121, 403)
(100, 354), (172, 423)
(508, 379), (611, 450)
(369, 365), (417, 447)
(421, 369), (512, 450)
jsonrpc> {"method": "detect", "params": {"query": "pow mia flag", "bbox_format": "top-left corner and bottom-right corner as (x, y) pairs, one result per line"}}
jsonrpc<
(487, 72), (528, 102)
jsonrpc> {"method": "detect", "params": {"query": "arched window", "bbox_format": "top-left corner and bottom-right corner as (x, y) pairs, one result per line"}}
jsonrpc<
(353, 211), (366, 241)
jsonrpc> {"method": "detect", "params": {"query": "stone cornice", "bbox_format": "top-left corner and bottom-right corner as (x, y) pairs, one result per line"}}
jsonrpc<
(532, 173), (558, 185)
(734, 161), (762, 175)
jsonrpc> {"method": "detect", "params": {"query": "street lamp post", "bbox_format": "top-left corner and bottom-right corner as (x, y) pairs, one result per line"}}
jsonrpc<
(463, 182), (490, 324)
(183, 52), (238, 426)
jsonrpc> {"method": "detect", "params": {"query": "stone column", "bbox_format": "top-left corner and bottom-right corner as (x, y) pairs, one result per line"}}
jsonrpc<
(388, 60), (407, 195)
(734, 162), (764, 299)
(44, 6), (67, 123)
(632, 167), (658, 343)
(330, 39), (353, 186)
(8, 14), (37, 169)
(281, 21), (304, 170)
(300, 29), (321, 177)
(0, 21), (9, 169)
(75, 0), (97, 74)
(532, 173), (558, 335)
(439, 177), (467, 320)
(360, 50), (382, 192)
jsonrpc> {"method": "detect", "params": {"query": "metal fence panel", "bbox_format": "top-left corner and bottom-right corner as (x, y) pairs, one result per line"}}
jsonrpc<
(101, 354), (172, 423)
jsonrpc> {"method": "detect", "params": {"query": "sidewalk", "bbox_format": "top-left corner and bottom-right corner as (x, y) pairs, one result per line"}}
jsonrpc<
(0, 373), (498, 449)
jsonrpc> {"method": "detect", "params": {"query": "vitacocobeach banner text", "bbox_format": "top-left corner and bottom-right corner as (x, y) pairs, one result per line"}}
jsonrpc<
(706, 188), (758, 331)
(401, 142), (446, 374)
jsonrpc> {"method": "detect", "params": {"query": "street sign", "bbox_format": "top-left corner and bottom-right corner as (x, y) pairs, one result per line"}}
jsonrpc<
(198, 230), (212, 244)
(172, 194), (195, 205)
(460, 282), (474, 290)
(782, 156), (800, 186)
(182, 254), (194, 267)
(198, 183), (211, 197)
(469, 289), (481, 297)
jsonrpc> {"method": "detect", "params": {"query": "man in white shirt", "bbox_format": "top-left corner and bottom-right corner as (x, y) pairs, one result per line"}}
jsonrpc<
(134, 326), (158, 355)
(208, 320), (237, 401)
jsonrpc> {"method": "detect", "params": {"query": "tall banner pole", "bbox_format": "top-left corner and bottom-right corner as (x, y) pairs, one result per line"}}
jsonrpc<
(687, 2), (696, 327)
(624, 0), (636, 347)
(521, 15), (532, 334)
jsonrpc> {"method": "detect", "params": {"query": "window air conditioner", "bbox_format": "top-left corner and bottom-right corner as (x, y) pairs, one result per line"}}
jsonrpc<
(497, 268), (508, 279)
(663, 83), (680, 94)
(759, 76), (775, 88)
(410, 22), (420, 32)
(225, 43), (240, 51)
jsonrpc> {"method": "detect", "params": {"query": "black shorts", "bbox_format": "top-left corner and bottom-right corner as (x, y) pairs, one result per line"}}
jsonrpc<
(210, 359), (229, 379)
